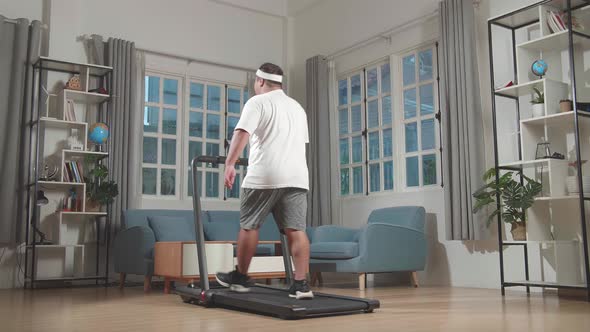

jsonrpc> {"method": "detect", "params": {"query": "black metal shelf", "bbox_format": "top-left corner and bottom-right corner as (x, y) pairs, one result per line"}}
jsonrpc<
(24, 57), (113, 290)
(488, 0), (590, 302)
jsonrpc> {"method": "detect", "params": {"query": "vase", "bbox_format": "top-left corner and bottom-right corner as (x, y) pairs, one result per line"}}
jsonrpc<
(560, 100), (572, 113)
(532, 103), (545, 118)
(86, 198), (101, 212)
(510, 223), (527, 241)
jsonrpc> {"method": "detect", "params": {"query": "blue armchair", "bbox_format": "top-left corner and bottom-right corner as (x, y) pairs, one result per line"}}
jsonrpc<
(308, 206), (426, 290)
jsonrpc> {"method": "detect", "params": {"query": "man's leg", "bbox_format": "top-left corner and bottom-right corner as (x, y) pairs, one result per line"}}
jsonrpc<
(284, 228), (309, 281)
(236, 228), (259, 274)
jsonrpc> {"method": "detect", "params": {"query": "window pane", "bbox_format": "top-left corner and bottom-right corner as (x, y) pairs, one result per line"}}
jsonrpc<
(143, 137), (157, 163)
(190, 82), (204, 108)
(419, 49), (433, 81)
(382, 96), (392, 125)
(420, 83), (434, 115)
(163, 79), (178, 105)
(207, 85), (221, 111)
(367, 68), (378, 97)
(351, 74), (361, 103)
(368, 100), (379, 128)
(205, 172), (219, 197)
(142, 168), (157, 195)
(338, 79), (348, 105)
(403, 55), (416, 86)
(340, 168), (350, 195)
(406, 156), (419, 187)
(351, 105), (362, 132)
(383, 128), (393, 157)
(421, 118), (436, 150)
(161, 169), (176, 195)
(381, 63), (391, 93)
(188, 141), (202, 166)
(384, 161), (394, 190)
(227, 173), (241, 198)
(227, 116), (240, 141)
(162, 108), (177, 135)
(353, 166), (363, 194)
(206, 114), (220, 139)
(423, 154), (437, 185)
(405, 122), (418, 153)
(228, 88), (241, 114)
(404, 88), (417, 119)
(189, 112), (203, 137)
(143, 106), (158, 133)
(145, 76), (159, 103)
(352, 136), (363, 163)
(162, 138), (176, 165)
(369, 131), (380, 160)
(339, 109), (348, 136)
(206, 143), (220, 168)
(339, 138), (349, 165)
(188, 170), (203, 197)
(369, 163), (380, 192)
(244, 90), (250, 103)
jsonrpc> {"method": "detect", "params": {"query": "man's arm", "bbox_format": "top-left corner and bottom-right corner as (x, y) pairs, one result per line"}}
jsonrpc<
(224, 129), (250, 188)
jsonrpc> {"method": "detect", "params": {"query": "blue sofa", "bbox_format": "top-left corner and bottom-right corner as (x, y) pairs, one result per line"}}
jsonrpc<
(113, 209), (284, 290)
(308, 206), (427, 290)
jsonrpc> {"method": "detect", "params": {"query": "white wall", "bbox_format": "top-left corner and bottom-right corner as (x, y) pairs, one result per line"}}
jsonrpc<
(288, 0), (543, 289)
(0, 0), (43, 21)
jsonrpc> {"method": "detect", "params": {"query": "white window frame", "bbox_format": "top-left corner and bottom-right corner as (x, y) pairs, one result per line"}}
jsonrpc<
(397, 44), (441, 191)
(142, 71), (183, 199)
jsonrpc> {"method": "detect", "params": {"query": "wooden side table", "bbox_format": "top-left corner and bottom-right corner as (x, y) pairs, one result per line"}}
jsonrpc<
(154, 241), (287, 294)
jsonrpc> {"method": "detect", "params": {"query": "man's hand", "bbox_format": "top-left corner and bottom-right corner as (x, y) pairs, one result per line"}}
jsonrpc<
(225, 165), (236, 189)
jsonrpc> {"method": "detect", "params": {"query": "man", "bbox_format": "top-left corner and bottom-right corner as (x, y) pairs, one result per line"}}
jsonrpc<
(216, 63), (313, 300)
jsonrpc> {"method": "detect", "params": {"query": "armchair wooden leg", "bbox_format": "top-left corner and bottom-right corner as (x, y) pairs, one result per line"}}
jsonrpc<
(359, 273), (366, 291)
(144, 276), (152, 292)
(164, 277), (171, 294)
(411, 271), (419, 288)
(119, 273), (126, 289)
(265, 278), (272, 285)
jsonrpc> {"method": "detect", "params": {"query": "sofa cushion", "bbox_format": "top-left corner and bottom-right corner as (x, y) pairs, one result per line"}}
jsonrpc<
(204, 220), (239, 241)
(258, 215), (281, 241)
(148, 216), (195, 242)
(123, 209), (205, 229)
(310, 242), (359, 259)
(207, 210), (240, 223)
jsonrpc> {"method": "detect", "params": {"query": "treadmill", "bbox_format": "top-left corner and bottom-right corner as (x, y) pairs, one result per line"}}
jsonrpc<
(176, 156), (380, 319)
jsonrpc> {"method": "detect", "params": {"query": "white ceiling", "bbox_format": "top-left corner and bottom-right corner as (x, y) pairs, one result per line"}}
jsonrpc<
(211, 0), (323, 17)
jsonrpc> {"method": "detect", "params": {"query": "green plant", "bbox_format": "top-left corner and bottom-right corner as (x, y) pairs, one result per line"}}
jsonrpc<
(531, 87), (545, 104)
(84, 156), (118, 206)
(472, 168), (543, 227)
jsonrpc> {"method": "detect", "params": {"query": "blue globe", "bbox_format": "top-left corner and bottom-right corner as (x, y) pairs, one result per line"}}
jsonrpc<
(532, 59), (548, 77)
(88, 123), (109, 145)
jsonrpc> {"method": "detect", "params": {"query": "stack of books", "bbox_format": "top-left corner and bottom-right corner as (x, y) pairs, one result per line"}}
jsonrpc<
(64, 100), (77, 122)
(547, 10), (566, 33)
(63, 161), (84, 183)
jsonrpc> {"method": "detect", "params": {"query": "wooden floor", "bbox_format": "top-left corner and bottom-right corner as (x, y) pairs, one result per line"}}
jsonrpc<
(1, 285), (590, 332)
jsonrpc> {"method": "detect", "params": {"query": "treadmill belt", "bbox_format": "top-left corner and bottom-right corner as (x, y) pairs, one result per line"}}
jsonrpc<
(211, 285), (374, 319)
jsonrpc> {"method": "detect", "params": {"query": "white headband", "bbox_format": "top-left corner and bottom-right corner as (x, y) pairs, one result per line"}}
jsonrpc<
(256, 69), (282, 83)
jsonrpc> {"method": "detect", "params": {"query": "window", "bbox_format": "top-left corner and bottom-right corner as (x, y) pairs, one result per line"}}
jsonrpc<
(143, 72), (249, 200)
(143, 75), (181, 196)
(401, 47), (439, 188)
(336, 44), (439, 196)
(337, 61), (393, 195)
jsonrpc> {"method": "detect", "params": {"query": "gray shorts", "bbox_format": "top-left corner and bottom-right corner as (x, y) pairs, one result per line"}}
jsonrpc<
(240, 188), (308, 233)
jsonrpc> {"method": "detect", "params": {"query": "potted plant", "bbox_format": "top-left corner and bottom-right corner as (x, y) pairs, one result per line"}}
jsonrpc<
(560, 99), (572, 113)
(531, 87), (545, 118)
(84, 156), (118, 211)
(472, 168), (543, 241)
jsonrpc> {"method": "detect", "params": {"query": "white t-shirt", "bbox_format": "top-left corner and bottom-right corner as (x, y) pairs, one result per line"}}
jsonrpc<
(235, 89), (309, 190)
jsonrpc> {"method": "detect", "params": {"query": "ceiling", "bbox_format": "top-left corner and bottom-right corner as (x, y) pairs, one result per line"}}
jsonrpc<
(211, 0), (323, 17)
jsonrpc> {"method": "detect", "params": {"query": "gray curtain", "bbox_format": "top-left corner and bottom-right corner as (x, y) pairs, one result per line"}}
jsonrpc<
(0, 17), (41, 244)
(87, 36), (142, 231)
(305, 55), (332, 227)
(440, 0), (486, 240)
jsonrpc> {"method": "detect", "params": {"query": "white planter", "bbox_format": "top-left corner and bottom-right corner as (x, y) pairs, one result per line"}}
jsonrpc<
(532, 103), (545, 118)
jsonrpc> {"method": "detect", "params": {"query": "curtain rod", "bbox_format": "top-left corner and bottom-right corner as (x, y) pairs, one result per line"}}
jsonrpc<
(326, 10), (439, 60)
(137, 47), (257, 73)
(3, 17), (48, 29)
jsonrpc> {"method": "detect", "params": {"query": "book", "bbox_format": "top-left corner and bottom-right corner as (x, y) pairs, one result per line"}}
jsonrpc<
(495, 80), (514, 90)
(553, 11), (566, 30)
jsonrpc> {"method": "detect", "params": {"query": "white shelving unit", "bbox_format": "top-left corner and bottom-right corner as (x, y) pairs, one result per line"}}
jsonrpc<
(489, 0), (590, 298)
(26, 57), (113, 286)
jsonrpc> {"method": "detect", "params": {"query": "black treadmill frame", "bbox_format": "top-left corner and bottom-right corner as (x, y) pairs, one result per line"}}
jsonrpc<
(176, 155), (380, 319)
